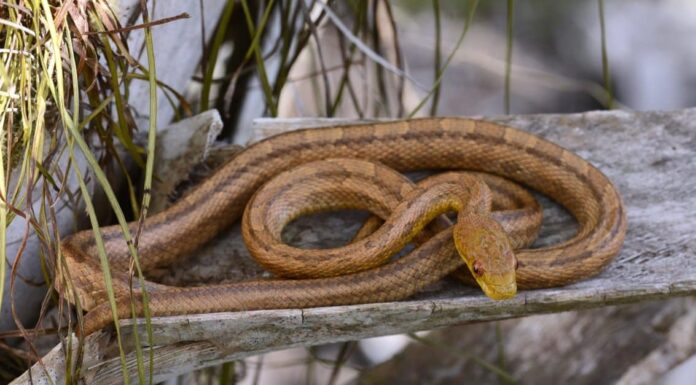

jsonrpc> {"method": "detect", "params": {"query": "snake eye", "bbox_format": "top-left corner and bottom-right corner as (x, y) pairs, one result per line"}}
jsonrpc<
(472, 260), (485, 276)
(514, 257), (519, 270)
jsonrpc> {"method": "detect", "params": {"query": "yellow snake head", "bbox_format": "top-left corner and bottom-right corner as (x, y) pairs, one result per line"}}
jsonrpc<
(453, 212), (517, 300)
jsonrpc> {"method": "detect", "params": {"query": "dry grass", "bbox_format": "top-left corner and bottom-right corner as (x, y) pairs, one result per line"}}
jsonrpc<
(0, 1), (172, 382)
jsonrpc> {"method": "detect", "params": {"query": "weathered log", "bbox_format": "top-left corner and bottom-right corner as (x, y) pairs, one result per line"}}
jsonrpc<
(11, 108), (696, 384)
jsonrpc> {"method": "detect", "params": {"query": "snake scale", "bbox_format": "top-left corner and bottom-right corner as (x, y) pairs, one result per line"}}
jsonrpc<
(58, 118), (627, 335)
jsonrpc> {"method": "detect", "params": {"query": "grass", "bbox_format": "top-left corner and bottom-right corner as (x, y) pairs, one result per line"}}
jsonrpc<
(598, 0), (614, 109)
(408, 0), (480, 118)
(0, 1), (172, 383)
(505, 0), (515, 114)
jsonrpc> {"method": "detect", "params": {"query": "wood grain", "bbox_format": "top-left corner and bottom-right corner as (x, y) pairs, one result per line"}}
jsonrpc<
(11, 109), (696, 385)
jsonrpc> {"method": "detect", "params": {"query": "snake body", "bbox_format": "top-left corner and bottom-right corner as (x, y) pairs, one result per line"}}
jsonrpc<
(59, 118), (627, 335)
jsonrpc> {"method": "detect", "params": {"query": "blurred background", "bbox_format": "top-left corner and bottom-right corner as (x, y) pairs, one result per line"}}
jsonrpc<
(220, 0), (696, 144)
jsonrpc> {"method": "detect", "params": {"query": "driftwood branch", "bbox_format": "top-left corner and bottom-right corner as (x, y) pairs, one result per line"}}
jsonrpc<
(11, 108), (696, 384)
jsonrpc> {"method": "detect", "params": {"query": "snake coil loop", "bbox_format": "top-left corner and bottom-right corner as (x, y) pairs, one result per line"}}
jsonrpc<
(57, 118), (626, 335)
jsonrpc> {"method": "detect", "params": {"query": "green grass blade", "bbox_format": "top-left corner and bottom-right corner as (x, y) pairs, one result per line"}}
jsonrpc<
(201, 0), (236, 112)
(241, 0), (278, 116)
(137, 1), (159, 381)
(598, 0), (613, 109)
(93, 15), (145, 168)
(409, 0), (480, 118)
(429, 0), (442, 116)
(39, 3), (131, 381)
(505, 0), (515, 114)
(219, 361), (235, 384)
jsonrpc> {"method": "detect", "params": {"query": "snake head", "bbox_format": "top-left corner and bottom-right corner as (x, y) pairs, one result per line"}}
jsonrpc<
(453, 212), (517, 300)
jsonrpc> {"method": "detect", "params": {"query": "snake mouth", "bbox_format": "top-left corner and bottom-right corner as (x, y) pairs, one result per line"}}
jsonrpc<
(478, 279), (517, 300)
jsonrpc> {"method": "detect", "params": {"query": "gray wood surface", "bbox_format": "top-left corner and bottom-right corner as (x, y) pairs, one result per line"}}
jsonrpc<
(11, 109), (696, 384)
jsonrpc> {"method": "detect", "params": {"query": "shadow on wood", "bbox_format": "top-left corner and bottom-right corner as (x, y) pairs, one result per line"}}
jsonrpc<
(11, 109), (696, 384)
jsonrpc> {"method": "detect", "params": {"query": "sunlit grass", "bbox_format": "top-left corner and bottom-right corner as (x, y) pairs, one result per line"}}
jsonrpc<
(0, 0), (166, 382)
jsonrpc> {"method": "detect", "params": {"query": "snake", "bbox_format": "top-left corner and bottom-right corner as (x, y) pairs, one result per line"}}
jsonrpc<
(57, 118), (627, 336)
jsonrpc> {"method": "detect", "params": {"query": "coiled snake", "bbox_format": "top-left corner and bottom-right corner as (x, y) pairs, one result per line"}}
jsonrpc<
(58, 118), (627, 335)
